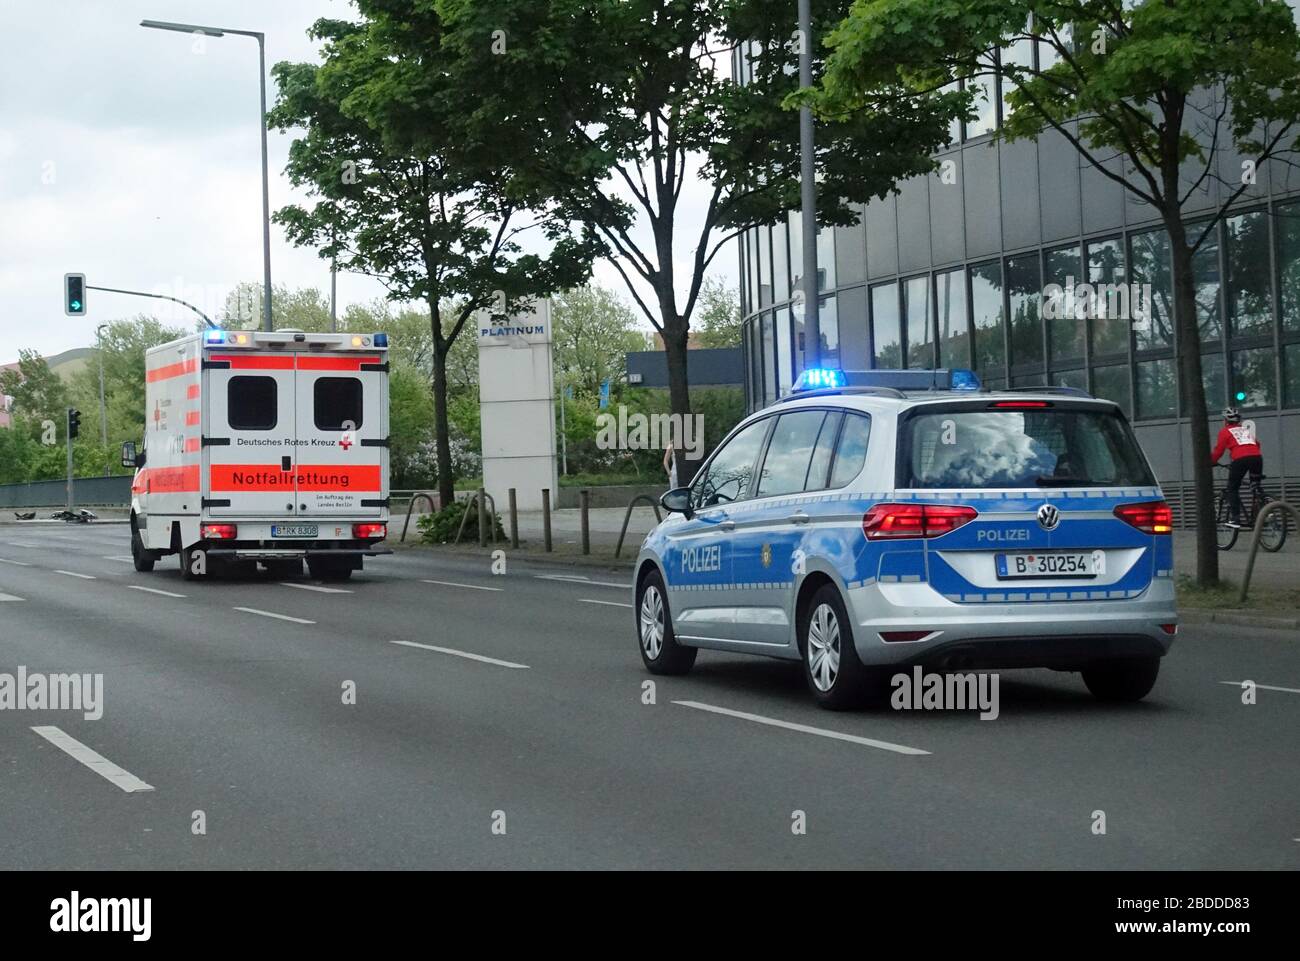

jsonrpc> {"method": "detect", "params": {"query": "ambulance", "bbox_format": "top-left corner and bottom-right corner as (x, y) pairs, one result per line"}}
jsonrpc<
(123, 328), (392, 581)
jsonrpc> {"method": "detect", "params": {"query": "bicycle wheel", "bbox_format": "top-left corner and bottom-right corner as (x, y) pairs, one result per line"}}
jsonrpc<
(1257, 495), (1287, 553)
(1215, 494), (1238, 550)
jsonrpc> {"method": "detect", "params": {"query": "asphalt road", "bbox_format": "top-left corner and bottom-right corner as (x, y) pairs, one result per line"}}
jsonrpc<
(0, 523), (1296, 870)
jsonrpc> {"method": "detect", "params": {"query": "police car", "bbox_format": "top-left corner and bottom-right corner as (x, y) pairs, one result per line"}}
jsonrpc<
(634, 368), (1177, 710)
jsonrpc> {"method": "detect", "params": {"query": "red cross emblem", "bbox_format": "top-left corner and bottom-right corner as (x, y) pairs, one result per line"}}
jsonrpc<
(339, 434), (353, 451)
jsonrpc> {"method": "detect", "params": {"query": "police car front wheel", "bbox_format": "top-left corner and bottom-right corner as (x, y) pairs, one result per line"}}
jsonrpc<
(636, 570), (696, 675)
(800, 584), (880, 710)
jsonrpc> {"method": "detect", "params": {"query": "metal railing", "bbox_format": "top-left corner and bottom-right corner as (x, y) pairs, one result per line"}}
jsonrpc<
(1238, 500), (1299, 604)
(615, 495), (663, 559)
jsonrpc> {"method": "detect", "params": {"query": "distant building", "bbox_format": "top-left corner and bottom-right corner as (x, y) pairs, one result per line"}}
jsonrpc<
(626, 347), (744, 389)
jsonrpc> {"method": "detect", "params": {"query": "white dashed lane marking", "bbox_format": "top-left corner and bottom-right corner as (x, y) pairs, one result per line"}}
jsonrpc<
(0, 558), (33, 567)
(31, 726), (155, 793)
(1220, 680), (1300, 695)
(0, 592), (24, 602)
(280, 582), (353, 594)
(534, 574), (631, 589)
(53, 571), (96, 580)
(672, 700), (931, 756)
(391, 640), (529, 670)
(127, 585), (187, 599)
(421, 579), (503, 592)
(579, 598), (633, 609)
(234, 607), (315, 625)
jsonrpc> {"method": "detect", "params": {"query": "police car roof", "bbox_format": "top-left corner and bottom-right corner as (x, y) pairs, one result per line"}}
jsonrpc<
(771, 385), (1117, 412)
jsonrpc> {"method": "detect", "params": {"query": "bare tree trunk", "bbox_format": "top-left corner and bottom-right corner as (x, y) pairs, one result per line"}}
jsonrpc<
(428, 298), (455, 508)
(1167, 220), (1219, 586)
(662, 315), (695, 486)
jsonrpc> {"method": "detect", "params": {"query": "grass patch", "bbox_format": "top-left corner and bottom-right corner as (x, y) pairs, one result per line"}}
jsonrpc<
(1175, 574), (1300, 612)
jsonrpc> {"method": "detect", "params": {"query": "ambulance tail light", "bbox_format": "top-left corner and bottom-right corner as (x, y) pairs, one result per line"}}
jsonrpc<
(863, 504), (978, 539)
(1113, 501), (1173, 535)
(353, 523), (387, 540)
(201, 523), (238, 540)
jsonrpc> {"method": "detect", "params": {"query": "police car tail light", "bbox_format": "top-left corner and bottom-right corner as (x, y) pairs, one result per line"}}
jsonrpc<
(353, 523), (387, 540)
(201, 523), (237, 540)
(863, 504), (977, 539)
(1113, 501), (1173, 535)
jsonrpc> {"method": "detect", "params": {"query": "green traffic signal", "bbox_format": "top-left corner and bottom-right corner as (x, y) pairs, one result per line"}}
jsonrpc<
(64, 273), (86, 316)
(1235, 390), (1247, 403)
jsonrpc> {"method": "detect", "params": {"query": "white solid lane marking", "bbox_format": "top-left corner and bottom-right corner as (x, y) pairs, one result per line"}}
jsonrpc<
(0, 592), (24, 602)
(280, 582), (353, 594)
(1220, 680), (1300, 695)
(54, 570), (96, 580)
(0, 557), (32, 567)
(31, 726), (155, 793)
(579, 598), (633, 609)
(234, 607), (316, 625)
(102, 555), (135, 563)
(421, 579), (503, 592)
(391, 640), (529, 669)
(127, 585), (187, 599)
(534, 574), (631, 589)
(672, 700), (931, 756)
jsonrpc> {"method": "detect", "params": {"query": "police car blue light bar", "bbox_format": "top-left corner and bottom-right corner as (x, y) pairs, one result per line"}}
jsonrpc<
(793, 368), (847, 391)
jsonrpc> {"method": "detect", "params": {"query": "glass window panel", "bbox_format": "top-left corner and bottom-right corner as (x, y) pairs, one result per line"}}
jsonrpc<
(818, 294), (840, 369)
(1136, 359), (1177, 420)
(1279, 201), (1300, 333)
(970, 260), (1005, 373)
(1006, 255), (1043, 368)
(1000, 38), (1033, 120)
(758, 225), (773, 308)
(757, 411), (827, 498)
(1205, 353), (1226, 410)
(934, 268), (969, 368)
(746, 229), (760, 317)
(1192, 222), (1222, 341)
(903, 275), (934, 368)
(817, 225), (835, 293)
(788, 208), (804, 298)
(772, 220), (790, 304)
(1053, 368), (1086, 390)
(1225, 211), (1273, 338)
(1283, 344), (1300, 408)
(964, 71), (997, 138)
(761, 313), (777, 405)
(1045, 244), (1084, 364)
(940, 81), (961, 146)
(871, 282), (902, 368)
(1129, 229), (1174, 350)
(804, 412), (843, 491)
(829, 414), (872, 488)
(1092, 364), (1132, 418)
(1231, 348), (1276, 410)
(1038, 21), (1071, 69)
(776, 307), (793, 395)
(1087, 238), (1129, 357)
(692, 417), (770, 508)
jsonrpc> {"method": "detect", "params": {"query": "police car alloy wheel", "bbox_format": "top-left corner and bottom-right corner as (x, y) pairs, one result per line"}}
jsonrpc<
(636, 570), (696, 675)
(1081, 657), (1161, 703)
(800, 584), (876, 710)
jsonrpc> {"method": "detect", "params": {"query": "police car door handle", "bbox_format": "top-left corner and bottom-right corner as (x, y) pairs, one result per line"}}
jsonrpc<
(719, 520), (735, 532)
(788, 511), (810, 525)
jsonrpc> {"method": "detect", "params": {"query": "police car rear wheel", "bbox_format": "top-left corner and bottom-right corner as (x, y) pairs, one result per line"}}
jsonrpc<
(637, 571), (695, 675)
(1081, 656), (1160, 703)
(801, 585), (876, 710)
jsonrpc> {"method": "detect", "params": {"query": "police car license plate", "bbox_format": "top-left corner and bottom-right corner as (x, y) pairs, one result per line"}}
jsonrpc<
(996, 552), (1095, 579)
(273, 524), (318, 538)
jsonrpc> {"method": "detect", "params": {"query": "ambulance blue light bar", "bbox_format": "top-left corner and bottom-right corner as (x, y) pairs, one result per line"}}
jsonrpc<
(373, 332), (388, 348)
(792, 367), (982, 393)
(205, 330), (226, 344)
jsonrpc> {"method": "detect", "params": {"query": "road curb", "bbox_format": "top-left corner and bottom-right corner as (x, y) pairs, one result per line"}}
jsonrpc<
(1179, 609), (1300, 632)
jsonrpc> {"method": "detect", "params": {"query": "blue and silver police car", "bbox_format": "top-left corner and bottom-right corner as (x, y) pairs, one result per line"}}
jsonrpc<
(634, 368), (1177, 709)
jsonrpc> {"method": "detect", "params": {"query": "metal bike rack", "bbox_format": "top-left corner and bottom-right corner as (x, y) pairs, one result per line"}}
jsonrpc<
(400, 492), (439, 543)
(454, 489), (498, 546)
(1238, 500), (1298, 603)
(614, 495), (663, 559)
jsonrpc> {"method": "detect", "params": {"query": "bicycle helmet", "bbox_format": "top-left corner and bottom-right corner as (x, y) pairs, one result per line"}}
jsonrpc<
(1222, 407), (1241, 423)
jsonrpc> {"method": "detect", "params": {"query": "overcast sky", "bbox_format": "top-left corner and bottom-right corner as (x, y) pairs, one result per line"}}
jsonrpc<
(0, 0), (736, 363)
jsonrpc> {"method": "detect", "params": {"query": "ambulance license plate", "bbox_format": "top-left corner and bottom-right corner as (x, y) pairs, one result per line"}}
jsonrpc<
(996, 552), (1095, 579)
(273, 524), (318, 538)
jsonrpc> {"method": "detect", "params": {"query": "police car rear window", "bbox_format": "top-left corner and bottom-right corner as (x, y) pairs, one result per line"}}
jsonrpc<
(900, 408), (1155, 489)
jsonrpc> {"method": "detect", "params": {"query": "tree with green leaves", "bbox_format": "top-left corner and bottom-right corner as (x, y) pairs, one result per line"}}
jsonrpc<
(812, 0), (1300, 586)
(268, 10), (598, 505)
(693, 276), (743, 348)
(0, 350), (67, 427)
(434, 0), (951, 481)
(552, 285), (648, 400)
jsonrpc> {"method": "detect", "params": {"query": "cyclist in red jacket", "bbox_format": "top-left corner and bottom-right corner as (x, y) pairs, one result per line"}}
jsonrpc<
(1210, 407), (1263, 528)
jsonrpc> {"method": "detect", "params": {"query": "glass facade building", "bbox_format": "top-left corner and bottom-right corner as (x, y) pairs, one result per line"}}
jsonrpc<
(734, 43), (1300, 500)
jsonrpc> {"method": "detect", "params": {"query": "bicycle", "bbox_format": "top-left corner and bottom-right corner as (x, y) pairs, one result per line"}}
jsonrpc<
(1214, 464), (1287, 552)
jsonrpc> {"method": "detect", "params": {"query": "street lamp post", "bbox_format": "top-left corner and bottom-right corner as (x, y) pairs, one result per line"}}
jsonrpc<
(797, 0), (820, 369)
(141, 19), (274, 332)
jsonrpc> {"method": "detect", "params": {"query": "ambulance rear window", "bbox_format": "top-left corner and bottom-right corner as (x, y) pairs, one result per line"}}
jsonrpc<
(315, 377), (363, 431)
(228, 376), (277, 431)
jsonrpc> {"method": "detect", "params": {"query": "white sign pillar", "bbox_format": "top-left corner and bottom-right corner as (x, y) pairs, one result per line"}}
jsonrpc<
(477, 299), (559, 512)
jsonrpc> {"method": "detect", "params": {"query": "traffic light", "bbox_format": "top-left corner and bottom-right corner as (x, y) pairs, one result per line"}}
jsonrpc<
(1234, 390), (1248, 403)
(64, 273), (86, 316)
(67, 408), (81, 440)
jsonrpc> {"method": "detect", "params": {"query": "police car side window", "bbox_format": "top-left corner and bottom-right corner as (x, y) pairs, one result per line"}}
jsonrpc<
(756, 410), (826, 497)
(804, 412), (843, 491)
(828, 413), (871, 489)
(691, 418), (770, 509)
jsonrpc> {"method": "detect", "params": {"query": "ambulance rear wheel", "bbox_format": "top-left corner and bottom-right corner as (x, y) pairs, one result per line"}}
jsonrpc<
(131, 526), (155, 572)
(308, 558), (353, 581)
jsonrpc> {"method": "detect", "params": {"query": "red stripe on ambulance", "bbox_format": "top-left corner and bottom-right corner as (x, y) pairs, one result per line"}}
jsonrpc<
(132, 465), (201, 494)
(297, 356), (381, 371)
(210, 354), (294, 370)
(146, 359), (199, 383)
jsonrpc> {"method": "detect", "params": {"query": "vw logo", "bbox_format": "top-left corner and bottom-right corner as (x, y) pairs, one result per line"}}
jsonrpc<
(1037, 504), (1060, 531)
